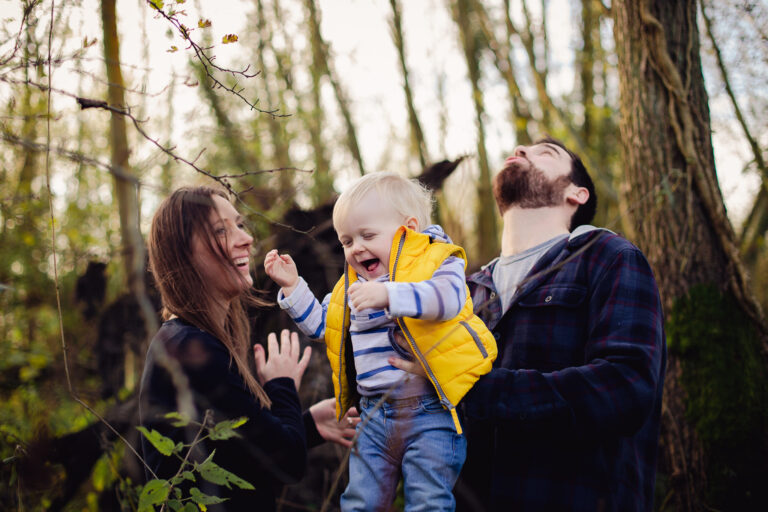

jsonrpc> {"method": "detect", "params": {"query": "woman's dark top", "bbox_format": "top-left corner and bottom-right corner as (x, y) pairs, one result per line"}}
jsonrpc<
(139, 318), (313, 511)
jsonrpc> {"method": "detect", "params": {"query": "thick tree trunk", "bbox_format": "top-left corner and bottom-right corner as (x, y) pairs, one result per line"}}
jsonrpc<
(614, 0), (768, 509)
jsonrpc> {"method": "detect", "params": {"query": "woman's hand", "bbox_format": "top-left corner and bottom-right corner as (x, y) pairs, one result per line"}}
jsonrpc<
(309, 398), (360, 447)
(264, 250), (300, 296)
(253, 330), (312, 391)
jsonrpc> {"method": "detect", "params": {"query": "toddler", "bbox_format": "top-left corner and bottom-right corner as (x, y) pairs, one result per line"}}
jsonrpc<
(264, 172), (496, 511)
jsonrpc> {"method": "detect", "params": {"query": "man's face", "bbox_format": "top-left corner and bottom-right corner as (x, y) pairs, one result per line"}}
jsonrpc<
(493, 142), (574, 213)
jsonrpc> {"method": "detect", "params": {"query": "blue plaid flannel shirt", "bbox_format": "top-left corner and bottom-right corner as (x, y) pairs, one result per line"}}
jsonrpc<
(456, 229), (666, 512)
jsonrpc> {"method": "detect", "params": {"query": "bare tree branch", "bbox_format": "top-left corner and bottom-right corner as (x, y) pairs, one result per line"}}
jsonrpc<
(143, 0), (286, 117)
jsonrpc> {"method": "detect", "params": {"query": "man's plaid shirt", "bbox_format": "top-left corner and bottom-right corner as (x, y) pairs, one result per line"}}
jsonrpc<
(456, 228), (666, 512)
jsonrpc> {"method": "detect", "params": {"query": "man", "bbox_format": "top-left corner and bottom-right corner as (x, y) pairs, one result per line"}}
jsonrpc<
(454, 137), (666, 511)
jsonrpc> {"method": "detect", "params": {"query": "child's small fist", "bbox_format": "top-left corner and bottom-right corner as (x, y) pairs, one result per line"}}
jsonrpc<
(348, 281), (389, 311)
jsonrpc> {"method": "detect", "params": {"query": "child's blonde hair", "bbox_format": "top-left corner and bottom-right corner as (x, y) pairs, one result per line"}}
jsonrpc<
(332, 172), (433, 230)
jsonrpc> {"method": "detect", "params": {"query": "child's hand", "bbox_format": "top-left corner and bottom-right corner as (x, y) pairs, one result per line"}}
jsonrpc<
(348, 281), (389, 311)
(264, 249), (299, 296)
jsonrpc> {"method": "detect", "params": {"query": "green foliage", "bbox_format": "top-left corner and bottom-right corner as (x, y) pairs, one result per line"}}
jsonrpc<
(134, 412), (252, 511)
(666, 284), (768, 508)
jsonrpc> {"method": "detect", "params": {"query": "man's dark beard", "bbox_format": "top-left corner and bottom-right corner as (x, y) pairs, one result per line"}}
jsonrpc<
(493, 160), (572, 214)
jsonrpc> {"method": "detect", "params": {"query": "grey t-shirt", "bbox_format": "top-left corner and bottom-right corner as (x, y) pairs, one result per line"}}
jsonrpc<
(492, 234), (568, 315)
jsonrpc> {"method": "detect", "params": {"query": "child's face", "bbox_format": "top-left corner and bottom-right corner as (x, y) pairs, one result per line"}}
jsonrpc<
(335, 190), (416, 280)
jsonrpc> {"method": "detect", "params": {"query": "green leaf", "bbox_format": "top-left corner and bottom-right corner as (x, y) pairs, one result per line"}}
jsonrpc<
(207, 417), (248, 441)
(164, 412), (190, 427)
(190, 487), (227, 505)
(138, 479), (170, 512)
(179, 503), (198, 512)
(196, 451), (254, 490)
(167, 499), (182, 511)
(182, 470), (196, 482)
(149, 0), (164, 10)
(137, 427), (176, 457)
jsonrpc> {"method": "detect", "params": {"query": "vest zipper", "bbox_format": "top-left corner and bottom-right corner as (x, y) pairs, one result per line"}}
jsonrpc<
(391, 230), (463, 434)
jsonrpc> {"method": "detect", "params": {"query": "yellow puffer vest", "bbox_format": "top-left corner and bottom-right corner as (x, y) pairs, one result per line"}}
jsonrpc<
(324, 226), (497, 433)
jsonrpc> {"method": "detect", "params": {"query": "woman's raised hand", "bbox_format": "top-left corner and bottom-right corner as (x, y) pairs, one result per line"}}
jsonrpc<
(253, 329), (312, 392)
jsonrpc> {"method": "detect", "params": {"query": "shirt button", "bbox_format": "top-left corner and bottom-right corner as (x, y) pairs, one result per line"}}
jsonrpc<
(544, 295), (552, 303)
(493, 332), (500, 341)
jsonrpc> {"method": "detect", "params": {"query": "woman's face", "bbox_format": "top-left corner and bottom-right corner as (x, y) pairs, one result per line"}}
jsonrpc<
(191, 195), (254, 301)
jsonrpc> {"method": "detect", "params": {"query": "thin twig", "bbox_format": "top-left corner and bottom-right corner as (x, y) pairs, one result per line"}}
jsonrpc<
(144, 0), (287, 117)
(0, 0), (41, 67)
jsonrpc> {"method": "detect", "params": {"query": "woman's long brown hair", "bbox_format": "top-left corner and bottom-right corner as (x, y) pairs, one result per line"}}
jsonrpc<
(148, 186), (271, 408)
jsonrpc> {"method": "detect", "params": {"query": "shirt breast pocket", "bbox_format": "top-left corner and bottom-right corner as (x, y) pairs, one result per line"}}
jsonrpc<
(514, 284), (589, 369)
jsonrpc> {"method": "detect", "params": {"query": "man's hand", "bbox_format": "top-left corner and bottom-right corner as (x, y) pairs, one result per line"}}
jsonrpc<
(388, 355), (427, 378)
(348, 281), (389, 310)
(309, 398), (360, 448)
(264, 249), (299, 296)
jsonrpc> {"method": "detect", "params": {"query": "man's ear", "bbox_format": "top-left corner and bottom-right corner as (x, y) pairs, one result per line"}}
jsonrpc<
(404, 216), (419, 231)
(565, 186), (589, 206)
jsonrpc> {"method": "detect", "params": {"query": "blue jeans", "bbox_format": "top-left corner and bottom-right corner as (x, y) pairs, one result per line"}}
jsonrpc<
(340, 394), (467, 511)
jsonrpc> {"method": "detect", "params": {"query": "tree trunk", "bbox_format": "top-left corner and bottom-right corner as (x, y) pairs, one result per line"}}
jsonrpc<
(475, 0), (532, 145)
(255, 0), (293, 198)
(389, 0), (429, 170)
(454, 0), (499, 263)
(613, 0), (768, 509)
(302, 0), (333, 205)
(101, 0), (157, 390)
(306, 0), (366, 176)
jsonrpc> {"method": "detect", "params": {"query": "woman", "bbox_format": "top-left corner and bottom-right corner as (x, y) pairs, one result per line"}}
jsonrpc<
(139, 186), (355, 511)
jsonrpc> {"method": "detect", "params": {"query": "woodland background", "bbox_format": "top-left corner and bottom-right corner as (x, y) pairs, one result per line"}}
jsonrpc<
(1, 0), (767, 510)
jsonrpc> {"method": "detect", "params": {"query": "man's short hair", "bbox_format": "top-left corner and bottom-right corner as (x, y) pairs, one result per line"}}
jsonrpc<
(332, 172), (433, 230)
(536, 136), (597, 230)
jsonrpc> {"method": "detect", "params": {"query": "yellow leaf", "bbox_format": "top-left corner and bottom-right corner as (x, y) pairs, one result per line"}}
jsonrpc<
(221, 33), (238, 44)
(167, 46), (178, 53)
(198, 18), (211, 28)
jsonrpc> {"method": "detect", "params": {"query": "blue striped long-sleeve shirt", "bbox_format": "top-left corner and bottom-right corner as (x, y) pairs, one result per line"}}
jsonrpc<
(277, 225), (467, 398)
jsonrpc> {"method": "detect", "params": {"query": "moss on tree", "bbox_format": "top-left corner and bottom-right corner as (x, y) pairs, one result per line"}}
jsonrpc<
(666, 284), (768, 509)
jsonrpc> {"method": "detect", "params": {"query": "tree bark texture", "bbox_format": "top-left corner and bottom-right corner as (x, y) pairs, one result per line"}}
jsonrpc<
(614, 0), (768, 509)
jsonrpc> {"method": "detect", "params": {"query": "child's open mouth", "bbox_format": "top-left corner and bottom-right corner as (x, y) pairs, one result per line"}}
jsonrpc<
(361, 258), (380, 273)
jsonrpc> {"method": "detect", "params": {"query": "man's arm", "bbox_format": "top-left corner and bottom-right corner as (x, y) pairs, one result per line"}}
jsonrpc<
(463, 247), (665, 440)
